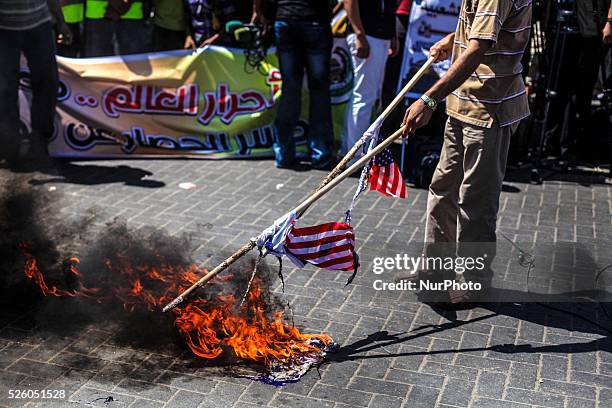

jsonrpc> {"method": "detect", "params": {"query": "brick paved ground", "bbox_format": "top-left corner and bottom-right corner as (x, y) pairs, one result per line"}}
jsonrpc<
(0, 158), (610, 408)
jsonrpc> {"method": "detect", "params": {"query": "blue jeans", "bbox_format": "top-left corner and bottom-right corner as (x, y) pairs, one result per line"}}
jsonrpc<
(84, 19), (150, 57)
(273, 20), (334, 167)
(0, 22), (58, 159)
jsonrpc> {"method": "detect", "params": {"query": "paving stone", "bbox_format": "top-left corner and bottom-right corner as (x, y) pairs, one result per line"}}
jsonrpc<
(1, 158), (610, 408)
(50, 351), (107, 372)
(85, 361), (138, 390)
(319, 361), (360, 387)
(113, 378), (177, 402)
(504, 387), (565, 407)
(270, 393), (335, 408)
(540, 355), (569, 381)
(128, 399), (164, 408)
(565, 396), (597, 408)
(348, 376), (409, 398)
(508, 362), (538, 390)
(0, 344), (35, 369)
(472, 396), (530, 407)
(7, 359), (69, 380)
(165, 390), (208, 407)
(25, 337), (75, 362)
(238, 381), (278, 405)
(50, 369), (96, 395)
(0, 370), (27, 388)
(538, 379), (597, 400)
(476, 371), (507, 399)
(454, 354), (511, 373)
(385, 369), (445, 388)
(569, 370), (612, 389)
(403, 385), (441, 408)
(367, 394), (403, 408)
(310, 383), (372, 406)
(439, 378), (474, 407)
(70, 387), (136, 407)
(196, 381), (247, 406)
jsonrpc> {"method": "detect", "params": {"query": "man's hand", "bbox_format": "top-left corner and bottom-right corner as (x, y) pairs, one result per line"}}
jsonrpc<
(389, 36), (400, 57)
(401, 98), (433, 137)
(199, 33), (220, 48)
(250, 12), (268, 36)
(184, 35), (196, 49)
(430, 33), (455, 62)
(354, 34), (370, 59)
(251, 11), (264, 25)
(604, 22), (612, 44)
(56, 22), (73, 45)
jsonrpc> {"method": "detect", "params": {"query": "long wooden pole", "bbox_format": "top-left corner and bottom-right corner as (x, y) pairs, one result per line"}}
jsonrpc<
(162, 57), (434, 313)
(163, 127), (406, 313)
(293, 126), (406, 215)
(304, 56), (435, 204)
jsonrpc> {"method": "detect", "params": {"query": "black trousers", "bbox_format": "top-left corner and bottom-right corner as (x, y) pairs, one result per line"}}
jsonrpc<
(153, 25), (185, 51)
(544, 34), (603, 157)
(0, 22), (58, 159)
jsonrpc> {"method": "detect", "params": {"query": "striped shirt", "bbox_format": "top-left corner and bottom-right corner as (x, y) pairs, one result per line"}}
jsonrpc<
(446, 0), (532, 128)
(0, 0), (51, 30)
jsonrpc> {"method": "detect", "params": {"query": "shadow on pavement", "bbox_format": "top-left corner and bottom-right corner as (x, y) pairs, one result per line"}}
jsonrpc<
(505, 165), (610, 187)
(23, 162), (166, 188)
(327, 298), (612, 364)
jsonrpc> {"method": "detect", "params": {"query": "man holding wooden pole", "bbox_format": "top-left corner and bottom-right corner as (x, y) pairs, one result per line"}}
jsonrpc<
(163, 0), (533, 312)
(399, 0), (532, 302)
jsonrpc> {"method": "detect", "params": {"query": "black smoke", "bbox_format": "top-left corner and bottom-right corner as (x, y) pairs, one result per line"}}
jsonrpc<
(0, 176), (281, 372)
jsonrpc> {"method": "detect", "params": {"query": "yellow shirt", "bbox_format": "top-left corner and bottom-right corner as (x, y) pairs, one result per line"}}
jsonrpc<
(446, 0), (532, 128)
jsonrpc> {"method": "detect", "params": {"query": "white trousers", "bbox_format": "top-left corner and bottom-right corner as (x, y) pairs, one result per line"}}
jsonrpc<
(341, 33), (390, 156)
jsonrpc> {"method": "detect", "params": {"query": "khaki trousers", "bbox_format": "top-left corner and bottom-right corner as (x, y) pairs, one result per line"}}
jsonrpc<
(424, 117), (517, 278)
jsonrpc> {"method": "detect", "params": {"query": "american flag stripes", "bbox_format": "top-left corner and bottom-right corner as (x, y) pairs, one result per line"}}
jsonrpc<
(285, 222), (358, 272)
(369, 146), (407, 198)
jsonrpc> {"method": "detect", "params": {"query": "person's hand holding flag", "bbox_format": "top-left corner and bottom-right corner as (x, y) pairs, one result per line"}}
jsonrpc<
(401, 32), (455, 137)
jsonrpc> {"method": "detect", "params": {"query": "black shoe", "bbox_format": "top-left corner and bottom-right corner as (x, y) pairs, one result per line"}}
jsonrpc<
(311, 156), (333, 170)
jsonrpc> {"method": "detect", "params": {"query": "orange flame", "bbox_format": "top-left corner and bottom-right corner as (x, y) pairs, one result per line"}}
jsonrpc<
(19, 242), (331, 367)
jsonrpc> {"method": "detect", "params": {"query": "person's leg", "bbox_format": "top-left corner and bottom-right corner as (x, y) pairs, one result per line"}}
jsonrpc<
(574, 36), (602, 158)
(153, 26), (185, 51)
(117, 19), (150, 55)
(396, 118), (463, 293)
(0, 29), (22, 161)
(381, 15), (408, 136)
(302, 21), (333, 167)
(341, 34), (390, 157)
(273, 20), (303, 167)
(84, 18), (116, 57)
(457, 120), (516, 286)
(424, 118), (464, 244)
(22, 22), (59, 156)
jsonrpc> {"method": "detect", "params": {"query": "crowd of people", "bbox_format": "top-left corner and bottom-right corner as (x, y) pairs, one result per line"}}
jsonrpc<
(56, 0), (410, 170)
(56, 0), (253, 57)
(0, 0), (416, 170)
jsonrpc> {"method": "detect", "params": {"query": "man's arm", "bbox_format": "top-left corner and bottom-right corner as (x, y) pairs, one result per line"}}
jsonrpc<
(199, 0), (236, 47)
(344, 0), (369, 58)
(426, 38), (490, 102)
(252, 0), (264, 23)
(402, 38), (491, 134)
(47, 0), (72, 45)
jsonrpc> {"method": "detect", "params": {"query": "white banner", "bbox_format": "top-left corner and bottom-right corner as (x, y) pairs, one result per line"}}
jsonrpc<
(398, 0), (460, 99)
